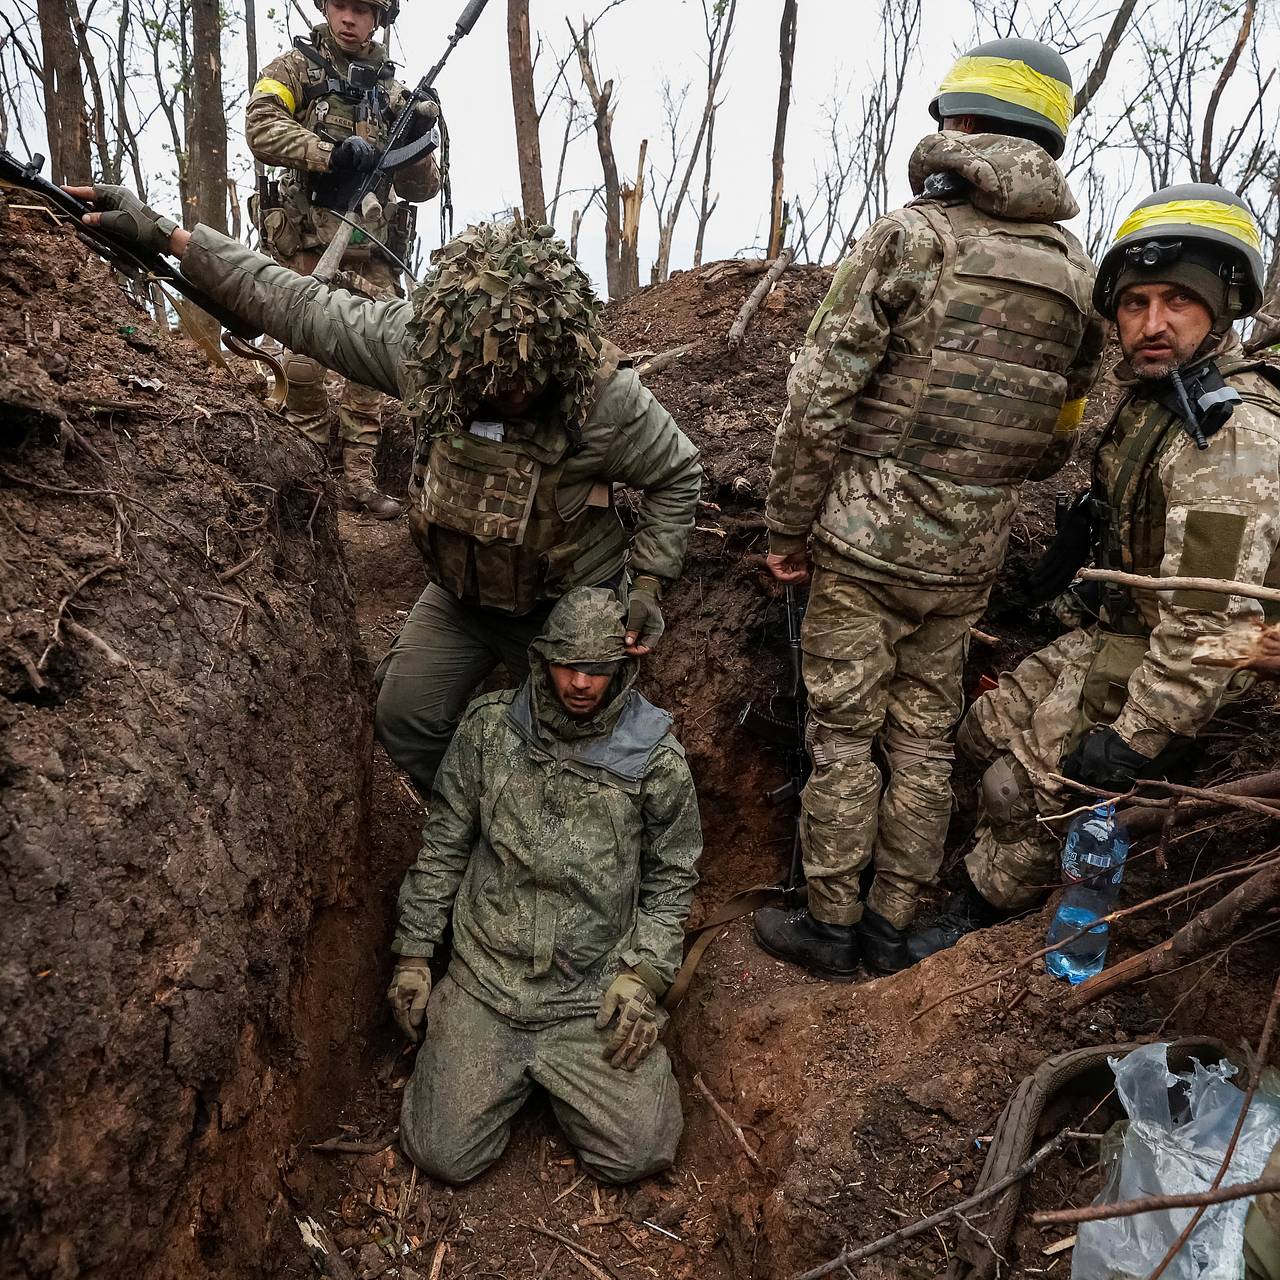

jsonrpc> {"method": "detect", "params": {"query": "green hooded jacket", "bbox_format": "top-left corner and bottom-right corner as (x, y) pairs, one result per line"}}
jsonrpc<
(392, 588), (702, 1024)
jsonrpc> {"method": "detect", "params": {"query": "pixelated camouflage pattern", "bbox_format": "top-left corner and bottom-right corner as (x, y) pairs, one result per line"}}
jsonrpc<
(178, 226), (703, 605)
(400, 976), (681, 1185)
(767, 131), (1105, 588)
(799, 566), (991, 928)
(1245, 1136), (1280, 1280)
(246, 24), (438, 254)
(390, 675), (701, 1023)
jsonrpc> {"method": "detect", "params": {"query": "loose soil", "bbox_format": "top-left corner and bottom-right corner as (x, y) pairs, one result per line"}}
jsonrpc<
(4, 216), (1277, 1280)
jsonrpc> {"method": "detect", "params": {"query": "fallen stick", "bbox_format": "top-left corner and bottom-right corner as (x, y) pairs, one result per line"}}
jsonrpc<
(792, 1127), (1076, 1280)
(1121, 770), (1280, 837)
(911, 852), (1280, 1022)
(1078, 567), (1280, 606)
(296, 1216), (357, 1280)
(1049, 772), (1280, 824)
(633, 342), (696, 377)
(521, 1222), (621, 1280)
(310, 1127), (398, 1155)
(1032, 1174), (1280, 1228)
(693, 1071), (762, 1169)
(727, 246), (794, 351)
(1064, 860), (1280, 1008)
(216, 548), (261, 584)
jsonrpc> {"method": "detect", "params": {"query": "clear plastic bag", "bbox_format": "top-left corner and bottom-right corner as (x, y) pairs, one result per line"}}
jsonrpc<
(1072, 1042), (1280, 1280)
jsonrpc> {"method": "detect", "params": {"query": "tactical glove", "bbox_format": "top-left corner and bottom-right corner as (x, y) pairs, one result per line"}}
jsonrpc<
(86, 184), (179, 256)
(1061, 726), (1152, 794)
(401, 97), (440, 142)
(386, 957), (432, 1041)
(595, 971), (659, 1071)
(1021, 490), (1097, 605)
(330, 135), (381, 175)
(624, 575), (665, 653)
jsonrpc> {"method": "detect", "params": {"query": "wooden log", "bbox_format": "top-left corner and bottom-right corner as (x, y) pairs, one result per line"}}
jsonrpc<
(727, 246), (794, 351)
(1078, 567), (1280, 606)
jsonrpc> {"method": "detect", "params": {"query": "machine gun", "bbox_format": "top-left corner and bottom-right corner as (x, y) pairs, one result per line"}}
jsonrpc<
(312, 0), (490, 283)
(738, 584), (809, 903)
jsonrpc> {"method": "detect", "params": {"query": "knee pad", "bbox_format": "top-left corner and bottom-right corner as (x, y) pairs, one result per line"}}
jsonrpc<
(980, 755), (1036, 835)
(282, 352), (323, 386)
(879, 726), (954, 775)
(806, 720), (873, 771)
(956, 712), (997, 767)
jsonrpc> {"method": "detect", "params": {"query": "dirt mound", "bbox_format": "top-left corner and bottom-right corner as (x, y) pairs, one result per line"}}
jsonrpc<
(0, 203), (372, 1279)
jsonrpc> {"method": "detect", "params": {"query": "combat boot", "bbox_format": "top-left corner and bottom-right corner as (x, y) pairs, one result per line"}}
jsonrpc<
(857, 907), (912, 975)
(342, 445), (403, 520)
(753, 906), (860, 979)
(907, 877), (1005, 963)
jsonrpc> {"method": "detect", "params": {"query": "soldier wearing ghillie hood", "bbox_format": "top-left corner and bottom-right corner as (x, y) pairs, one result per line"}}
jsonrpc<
(754, 38), (1108, 979)
(73, 193), (703, 794)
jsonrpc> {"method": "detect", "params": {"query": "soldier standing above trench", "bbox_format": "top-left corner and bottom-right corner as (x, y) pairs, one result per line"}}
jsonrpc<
(68, 195), (702, 797)
(246, 0), (441, 518)
(753, 38), (1107, 979)
(908, 186), (1280, 960)
(385, 587), (702, 1185)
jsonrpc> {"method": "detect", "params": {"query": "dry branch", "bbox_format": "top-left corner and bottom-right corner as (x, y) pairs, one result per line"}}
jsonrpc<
(1032, 1175), (1280, 1228)
(727, 247), (794, 351)
(1078, 567), (1280, 607)
(297, 1216), (356, 1280)
(693, 1072), (761, 1169)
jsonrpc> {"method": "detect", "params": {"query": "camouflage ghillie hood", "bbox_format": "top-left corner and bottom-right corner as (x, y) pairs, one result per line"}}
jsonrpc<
(909, 132), (1078, 223)
(402, 217), (604, 441)
(527, 588), (636, 741)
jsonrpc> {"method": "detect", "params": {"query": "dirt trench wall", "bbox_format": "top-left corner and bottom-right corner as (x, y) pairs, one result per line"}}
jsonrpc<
(0, 205), (371, 1279)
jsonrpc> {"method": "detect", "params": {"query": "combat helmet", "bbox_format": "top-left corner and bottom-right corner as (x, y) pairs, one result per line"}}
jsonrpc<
(930, 38), (1074, 159)
(1093, 183), (1265, 319)
(314, 0), (398, 27)
(403, 217), (604, 441)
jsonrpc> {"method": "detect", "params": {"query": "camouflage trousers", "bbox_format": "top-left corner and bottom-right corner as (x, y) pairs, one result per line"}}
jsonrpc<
(271, 249), (397, 453)
(800, 565), (992, 929)
(1246, 1137), (1280, 1279)
(400, 976), (682, 1186)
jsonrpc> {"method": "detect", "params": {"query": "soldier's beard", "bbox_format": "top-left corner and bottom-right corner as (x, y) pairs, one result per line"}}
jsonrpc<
(1127, 333), (1202, 381)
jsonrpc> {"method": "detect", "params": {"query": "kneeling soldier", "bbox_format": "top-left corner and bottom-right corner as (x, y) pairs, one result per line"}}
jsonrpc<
(385, 588), (702, 1184)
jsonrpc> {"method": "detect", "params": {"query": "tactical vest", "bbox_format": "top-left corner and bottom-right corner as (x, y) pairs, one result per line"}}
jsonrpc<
(406, 349), (630, 615)
(841, 200), (1093, 484)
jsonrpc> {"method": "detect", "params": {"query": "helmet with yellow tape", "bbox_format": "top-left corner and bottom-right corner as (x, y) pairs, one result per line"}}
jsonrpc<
(929, 38), (1074, 159)
(1094, 182), (1265, 320)
(313, 0), (398, 26)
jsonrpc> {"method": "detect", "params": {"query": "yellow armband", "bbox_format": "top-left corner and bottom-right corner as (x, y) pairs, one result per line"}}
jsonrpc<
(252, 77), (297, 114)
(1054, 396), (1087, 435)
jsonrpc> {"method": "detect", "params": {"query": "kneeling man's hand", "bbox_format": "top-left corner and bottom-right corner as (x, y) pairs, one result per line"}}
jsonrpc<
(596, 971), (659, 1071)
(387, 957), (433, 1041)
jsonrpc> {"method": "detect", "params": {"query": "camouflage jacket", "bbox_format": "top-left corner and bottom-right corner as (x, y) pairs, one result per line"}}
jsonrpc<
(182, 228), (702, 589)
(246, 24), (438, 255)
(391, 676), (701, 1024)
(1095, 336), (1280, 756)
(767, 132), (1106, 588)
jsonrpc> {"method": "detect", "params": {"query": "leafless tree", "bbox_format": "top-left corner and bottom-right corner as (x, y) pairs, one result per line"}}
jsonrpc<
(767, 0), (797, 258)
(187, 0), (227, 233)
(35, 0), (91, 182)
(507, 0), (546, 222)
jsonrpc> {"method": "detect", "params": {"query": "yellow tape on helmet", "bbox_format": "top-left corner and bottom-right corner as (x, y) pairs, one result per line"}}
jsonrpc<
(1053, 396), (1087, 436)
(1114, 199), (1261, 253)
(252, 77), (297, 115)
(937, 55), (1073, 134)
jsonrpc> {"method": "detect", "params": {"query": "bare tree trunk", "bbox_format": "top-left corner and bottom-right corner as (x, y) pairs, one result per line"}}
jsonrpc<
(1072, 0), (1138, 117)
(507, 0), (546, 222)
(767, 0), (797, 258)
(188, 0), (227, 233)
(571, 19), (624, 297)
(1199, 0), (1255, 181)
(35, 0), (90, 183)
(693, 108), (718, 268)
(619, 137), (646, 295)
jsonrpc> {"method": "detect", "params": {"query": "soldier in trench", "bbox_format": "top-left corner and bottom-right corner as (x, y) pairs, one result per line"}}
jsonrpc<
(246, 0), (441, 519)
(68, 197), (702, 801)
(385, 586), (701, 1184)
(908, 187), (1280, 959)
(753, 38), (1107, 979)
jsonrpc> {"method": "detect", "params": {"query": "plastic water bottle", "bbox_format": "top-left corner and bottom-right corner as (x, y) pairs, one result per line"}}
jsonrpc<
(1045, 803), (1129, 983)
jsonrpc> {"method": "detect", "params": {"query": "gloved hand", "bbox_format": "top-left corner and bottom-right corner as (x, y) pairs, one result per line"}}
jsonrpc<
(386, 957), (432, 1041)
(1061, 726), (1152, 794)
(595, 971), (659, 1071)
(625, 575), (664, 655)
(1021, 490), (1097, 604)
(330, 134), (381, 175)
(400, 96), (440, 143)
(83, 184), (179, 256)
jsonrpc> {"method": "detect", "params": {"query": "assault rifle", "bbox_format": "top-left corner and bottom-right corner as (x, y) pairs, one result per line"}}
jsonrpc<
(0, 149), (260, 342)
(738, 584), (809, 903)
(312, 0), (491, 283)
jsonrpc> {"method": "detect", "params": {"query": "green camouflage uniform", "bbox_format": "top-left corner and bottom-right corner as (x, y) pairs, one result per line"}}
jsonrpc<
(1246, 1137), (1280, 1279)
(765, 131), (1104, 929)
(246, 24), (439, 470)
(179, 222), (701, 793)
(964, 336), (1280, 908)
(392, 588), (702, 1184)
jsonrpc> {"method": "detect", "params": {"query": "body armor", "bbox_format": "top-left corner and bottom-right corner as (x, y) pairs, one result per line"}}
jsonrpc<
(840, 199), (1093, 484)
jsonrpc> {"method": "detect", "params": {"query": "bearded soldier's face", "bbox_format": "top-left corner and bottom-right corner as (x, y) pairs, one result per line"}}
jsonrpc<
(1115, 283), (1214, 379)
(548, 664), (614, 718)
(325, 0), (378, 50)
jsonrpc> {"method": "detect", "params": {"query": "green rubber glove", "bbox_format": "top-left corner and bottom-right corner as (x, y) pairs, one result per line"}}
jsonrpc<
(386, 957), (432, 1041)
(595, 970), (659, 1071)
